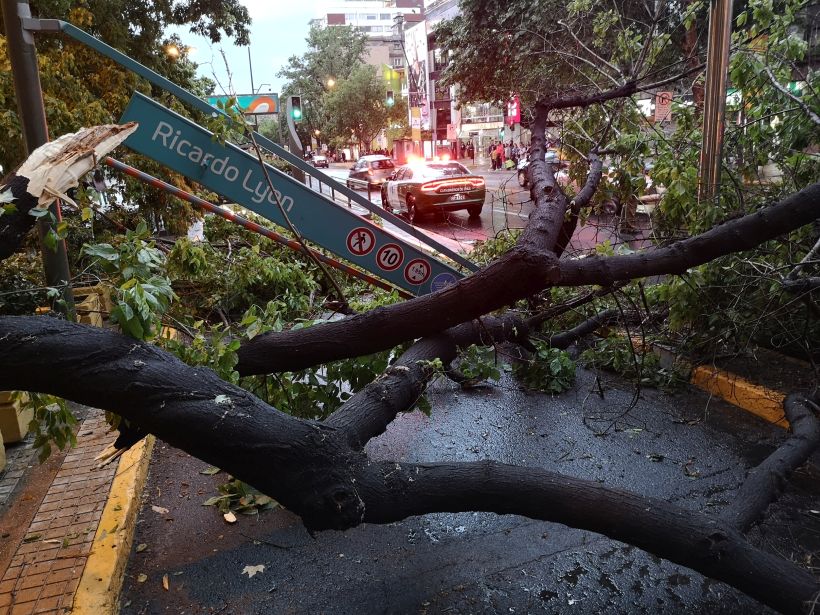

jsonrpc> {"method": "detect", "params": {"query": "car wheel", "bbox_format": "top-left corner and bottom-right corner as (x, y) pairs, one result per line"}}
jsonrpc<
(518, 170), (528, 188)
(467, 205), (482, 218)
(346, 180), (354, 190)
(406, 197), (418, 224)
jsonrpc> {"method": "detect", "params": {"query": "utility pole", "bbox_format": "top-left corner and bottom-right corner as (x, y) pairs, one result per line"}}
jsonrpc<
(698, 0), (734, 203)
(1, 0), (75, 315)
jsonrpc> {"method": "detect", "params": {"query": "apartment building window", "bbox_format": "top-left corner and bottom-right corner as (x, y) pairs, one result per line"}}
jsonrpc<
(380, 13), (391, 20)
(391, 57), (404, 67)
(363, 13), (377, 20)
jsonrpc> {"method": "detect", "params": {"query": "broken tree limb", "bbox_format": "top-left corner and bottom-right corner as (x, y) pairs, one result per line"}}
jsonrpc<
(1, 315), (819, 612)
(721, 392), (820, 533)
(545, 308), (618, 349)
(326, 314), (528, 448)
(0, 123), (137, 260)
(356, 459), (820, 615)
(237, 182), (819, 376)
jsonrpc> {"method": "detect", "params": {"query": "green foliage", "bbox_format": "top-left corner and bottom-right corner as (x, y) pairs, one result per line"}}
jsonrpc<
(514, 342), (576, 394)
(323, 65), (402, 149)
(166, 232), (318, 323)
(278, 25), (369, 147)
(580, 336), (685, 389)
(202, 477), (279, 515)
(23, 393), (77, 463)
(82, 221), (175, 340)
(470, 229), (522, 266)
(458, 345), (502, 385)
(0, 253), (45, 315)
(241, 345), (394, 421)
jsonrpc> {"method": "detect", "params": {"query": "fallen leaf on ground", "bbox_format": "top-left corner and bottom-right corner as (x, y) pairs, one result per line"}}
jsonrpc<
(242, 564), (265, 578)
(151, 505), (169, 515)
(223, 511), (237, 524)
(200, 466), (221, 475)
(162, 574), (169, 590)
(137, 573), (148, 583)
(136, 543), (147, 553)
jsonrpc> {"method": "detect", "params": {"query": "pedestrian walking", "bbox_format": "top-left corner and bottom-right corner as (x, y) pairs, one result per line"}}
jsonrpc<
(467, 143), (475, 164)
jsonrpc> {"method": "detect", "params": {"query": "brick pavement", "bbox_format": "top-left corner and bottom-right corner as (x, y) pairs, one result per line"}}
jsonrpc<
(0, 411), (116, 615)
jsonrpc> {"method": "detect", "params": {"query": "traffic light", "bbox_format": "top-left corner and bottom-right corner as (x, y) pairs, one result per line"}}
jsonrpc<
(386, 90), (395, 107)
(290, 96), (303, 123)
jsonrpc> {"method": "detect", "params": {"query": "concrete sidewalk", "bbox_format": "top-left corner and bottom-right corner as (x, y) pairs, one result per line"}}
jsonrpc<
(0, 411), (151, 615)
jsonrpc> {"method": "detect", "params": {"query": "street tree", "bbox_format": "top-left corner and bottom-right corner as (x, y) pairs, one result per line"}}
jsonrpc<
(0, 0), (819, 613)
(277, 25), (369, 147)
(323, 64), (406, 150)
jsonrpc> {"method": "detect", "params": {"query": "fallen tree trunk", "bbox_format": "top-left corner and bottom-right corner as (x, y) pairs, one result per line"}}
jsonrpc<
(1, 315), (818, 613)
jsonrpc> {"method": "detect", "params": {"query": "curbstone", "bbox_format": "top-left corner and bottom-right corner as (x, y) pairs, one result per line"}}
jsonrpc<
(690, 365), (788, 428)
(71, 435), (155, 614)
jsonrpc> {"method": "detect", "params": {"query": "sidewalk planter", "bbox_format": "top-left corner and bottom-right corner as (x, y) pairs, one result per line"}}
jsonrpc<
(0, 392), (33, 444)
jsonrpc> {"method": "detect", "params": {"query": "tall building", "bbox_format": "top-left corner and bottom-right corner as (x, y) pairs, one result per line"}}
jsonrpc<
(310, 0), (424, 73)
(403, 0), (506, 158)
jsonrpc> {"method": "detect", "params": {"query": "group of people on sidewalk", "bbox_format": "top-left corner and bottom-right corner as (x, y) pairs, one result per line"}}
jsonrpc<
(488, 140), (529, 170)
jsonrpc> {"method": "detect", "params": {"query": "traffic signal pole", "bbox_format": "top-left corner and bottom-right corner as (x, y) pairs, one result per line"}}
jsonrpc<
(1, 0), (75, 316)
(286, 96), (305, 183)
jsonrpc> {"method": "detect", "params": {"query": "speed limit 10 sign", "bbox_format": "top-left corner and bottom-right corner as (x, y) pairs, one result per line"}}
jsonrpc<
(376, 243), (404, 271)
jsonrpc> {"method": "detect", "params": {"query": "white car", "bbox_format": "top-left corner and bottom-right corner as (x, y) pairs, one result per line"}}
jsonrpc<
(347, 155), (396, 189)
(311, 154), (329, 169)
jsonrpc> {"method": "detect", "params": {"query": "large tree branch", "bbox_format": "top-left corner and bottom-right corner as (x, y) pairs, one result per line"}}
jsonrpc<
(326, 314), (528, 448)
(238, 182), (819, 375)
(558, 181), (820, 286)
(0, 315), (366, 532)
(721, 392), (820, 532)
(2, 315), (819, 612)
(356, 459), (819, 615)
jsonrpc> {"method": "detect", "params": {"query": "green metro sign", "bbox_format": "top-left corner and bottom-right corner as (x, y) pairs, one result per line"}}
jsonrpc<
(120, 93), (462, 295)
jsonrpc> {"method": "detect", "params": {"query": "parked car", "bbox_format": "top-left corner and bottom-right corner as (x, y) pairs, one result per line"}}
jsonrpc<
(346, 155), (395, 189)
(311, 154), (329, 169)
(380, 161), (486, 222)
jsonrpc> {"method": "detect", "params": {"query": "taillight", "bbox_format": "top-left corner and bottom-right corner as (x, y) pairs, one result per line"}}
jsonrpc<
(421, 177), (484, 193)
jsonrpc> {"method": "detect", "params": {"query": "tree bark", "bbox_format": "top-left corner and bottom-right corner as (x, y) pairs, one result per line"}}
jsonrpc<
(237, 181), (819, 376)
(1, 315), (819, 613)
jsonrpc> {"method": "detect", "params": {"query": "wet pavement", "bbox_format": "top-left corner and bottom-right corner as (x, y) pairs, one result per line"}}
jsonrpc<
(313, 165), (651, 254)
(120, 369), (820, 614)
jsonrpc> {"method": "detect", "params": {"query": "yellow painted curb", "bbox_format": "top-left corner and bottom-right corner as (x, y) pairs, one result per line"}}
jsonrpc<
(690, 365), (788, 429)
(71, 434), (155, 614)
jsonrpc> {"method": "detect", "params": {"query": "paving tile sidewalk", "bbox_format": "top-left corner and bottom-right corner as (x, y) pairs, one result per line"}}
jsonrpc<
(0, 411), (117, 615)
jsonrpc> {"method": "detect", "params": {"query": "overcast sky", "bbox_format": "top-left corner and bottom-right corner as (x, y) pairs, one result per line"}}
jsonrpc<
(174, 0), (320, 96)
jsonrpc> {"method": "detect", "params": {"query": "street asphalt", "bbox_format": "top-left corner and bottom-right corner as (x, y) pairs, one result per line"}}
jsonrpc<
(120, 368), (820, 614)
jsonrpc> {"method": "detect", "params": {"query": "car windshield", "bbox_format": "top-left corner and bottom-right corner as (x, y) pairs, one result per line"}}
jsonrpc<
(419, 163), (470, 178)
(369, 159), (395, 170)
